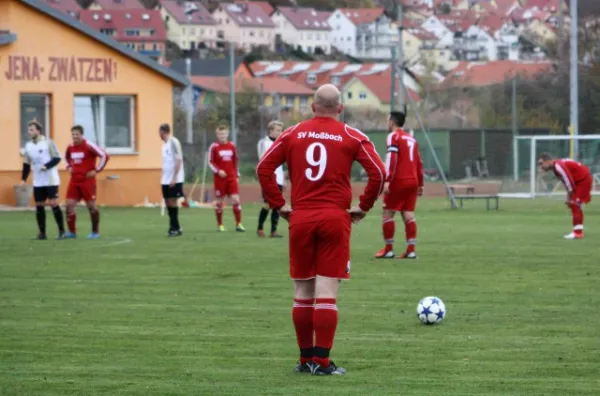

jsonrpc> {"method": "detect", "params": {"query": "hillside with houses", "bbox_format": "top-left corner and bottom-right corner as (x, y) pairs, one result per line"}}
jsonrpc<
(38, 0), (600, 132)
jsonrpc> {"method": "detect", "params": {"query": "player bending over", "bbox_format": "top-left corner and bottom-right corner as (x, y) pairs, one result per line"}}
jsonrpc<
(538, 153), (593, 239)
(208, 125), (245, 232)
(256, 120), (285, 238)
(21, 121), (66, 240)
(160, 123), (184, 237)
(376, 111), (424, 259)
(64, 125), (109, 239)
(257, 84), (385, 375)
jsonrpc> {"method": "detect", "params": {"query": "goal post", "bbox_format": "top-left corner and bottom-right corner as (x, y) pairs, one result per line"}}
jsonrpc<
(499, 134), (600, 198)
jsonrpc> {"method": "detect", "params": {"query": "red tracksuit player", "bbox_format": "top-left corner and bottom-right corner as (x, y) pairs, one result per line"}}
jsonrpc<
(64, 125), (109, 239)
(538, 153), (593, 239)
(257, 84), (385, 375)
(376, 111), (424, 259)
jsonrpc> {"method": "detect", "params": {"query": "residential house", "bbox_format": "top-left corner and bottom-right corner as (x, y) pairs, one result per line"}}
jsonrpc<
(458, 14), (519, 61)
(170, 56), (253, 78)
(158, 0), (218, 51)
(41, 0), (82, 18)
(271, 6), (332, 54)
(342, 68), (421, 113)
(79, 9), (167, 61)
(328, 8), (396, 60)
(191, 76), (314, 115)
(212, 2), (276, 51)
(88, 0), (143, 10)
(470, 0), (520, 17)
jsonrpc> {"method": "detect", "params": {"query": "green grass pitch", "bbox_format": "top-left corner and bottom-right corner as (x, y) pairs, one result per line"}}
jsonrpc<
(1, 199), (600, 395)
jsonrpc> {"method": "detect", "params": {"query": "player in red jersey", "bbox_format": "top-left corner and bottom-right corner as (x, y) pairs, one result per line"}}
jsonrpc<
(257, 84), (385, 375)
(208, 125), (245, 232)
(538, 153), (593, 239)
(64, 125), (109, 239)
(375, 111), (424, 259)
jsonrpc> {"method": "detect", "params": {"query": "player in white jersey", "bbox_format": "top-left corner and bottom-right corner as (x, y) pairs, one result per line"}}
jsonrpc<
(20, 121), (65, 240)
(159, 124), (184, 237)
(256, 120), (285, 238)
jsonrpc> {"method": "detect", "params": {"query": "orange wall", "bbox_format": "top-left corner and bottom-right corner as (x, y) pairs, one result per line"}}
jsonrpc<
(0, 0), (177, 206)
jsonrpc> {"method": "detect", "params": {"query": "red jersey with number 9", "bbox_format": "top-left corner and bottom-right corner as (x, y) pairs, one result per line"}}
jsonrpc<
(256, 116), (385, 214)
(385, 128), (423, 187)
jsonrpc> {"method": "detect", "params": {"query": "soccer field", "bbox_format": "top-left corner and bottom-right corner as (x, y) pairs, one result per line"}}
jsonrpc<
(1, 199), (599, 395)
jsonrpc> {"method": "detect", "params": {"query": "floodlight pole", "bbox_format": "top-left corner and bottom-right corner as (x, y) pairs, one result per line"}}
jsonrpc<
(185, 58), (193, 144)
(229, 42), (237, 146)
(569, 0), (579, 158)
(396, 3), (404, 111)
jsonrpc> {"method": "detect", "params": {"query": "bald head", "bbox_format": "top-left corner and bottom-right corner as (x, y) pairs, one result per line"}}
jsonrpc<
(312, 84), (342, 117)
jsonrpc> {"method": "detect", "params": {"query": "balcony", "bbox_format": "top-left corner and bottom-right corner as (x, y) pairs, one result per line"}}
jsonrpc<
(138, 49), (163, 59)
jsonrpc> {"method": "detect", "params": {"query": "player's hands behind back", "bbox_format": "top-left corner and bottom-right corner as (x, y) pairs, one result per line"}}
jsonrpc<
(217, 170), (227, 178)
(347, 206), (366, 224)
(279, 204), (292, 222)
(86, 170), (97, 178)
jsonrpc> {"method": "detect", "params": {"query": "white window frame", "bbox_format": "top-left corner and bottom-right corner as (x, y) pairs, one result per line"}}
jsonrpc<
(73, 95), (136, 154)
(359, 91), (367, 99)
(307, 73), (317, 84)
(20, 93), (50, 149)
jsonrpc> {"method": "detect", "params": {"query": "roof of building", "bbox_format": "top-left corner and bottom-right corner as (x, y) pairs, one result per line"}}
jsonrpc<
(159, 0), (217, 25)
(347, 69), (421, 104)
(80, 9), (167, 41)
(15, 0), (187, 85)
(511, 7), (552, 23)
(234, 0), (273, 16)
(216, 2), (275, 28)
(338, 8), (385, 25)
(41, 0), (82, 17)
(406, 28), (438, 41)
(524, 0), (561, 13)
(92, 0), (144, 9)
(170, 57), (248, 77)
(0, 30), (18, 46)
(192, 76), (314, 95)
(275, 6), (331, 31)
(477, 13), (507, 34)
(441, 60), (552, 88)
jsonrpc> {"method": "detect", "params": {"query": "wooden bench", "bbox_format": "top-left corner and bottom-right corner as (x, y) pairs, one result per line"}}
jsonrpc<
(454, 194), (500, 211)
(448, 184), (475, 196)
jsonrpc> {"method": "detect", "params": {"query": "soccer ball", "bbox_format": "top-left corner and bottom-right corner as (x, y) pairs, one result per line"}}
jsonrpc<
(417, 296), (446, 325)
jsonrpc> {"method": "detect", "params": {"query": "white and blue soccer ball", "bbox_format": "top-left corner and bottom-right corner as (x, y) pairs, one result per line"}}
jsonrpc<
(417, 296), (446, 325)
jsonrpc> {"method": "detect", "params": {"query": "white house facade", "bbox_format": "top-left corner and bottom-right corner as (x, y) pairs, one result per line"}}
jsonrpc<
(271, 6), (331, 54)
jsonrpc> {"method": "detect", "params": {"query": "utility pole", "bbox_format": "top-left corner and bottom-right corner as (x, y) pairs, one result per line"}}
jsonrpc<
(396, 2), (404, 111)
(229, 42), (237, 146)
(569, 0), (579, 158)
(185, 58), (193, 144)
(390, 47), (396, 111)
(558, 0), (564, 59)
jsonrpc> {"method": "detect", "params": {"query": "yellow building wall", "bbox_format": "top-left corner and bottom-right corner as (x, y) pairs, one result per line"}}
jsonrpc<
(0, 0), (177, 206)
(343, 80), (384, 110)
(402, 31), (422, 62)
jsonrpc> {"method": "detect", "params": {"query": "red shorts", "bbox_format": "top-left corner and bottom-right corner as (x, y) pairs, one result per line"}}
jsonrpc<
(573, 175), (593, 204)
(384, 185), (419, 212)
(214, 177), (239, 198)
(67, 179), (97, 202)
(289, 211), (352, 280)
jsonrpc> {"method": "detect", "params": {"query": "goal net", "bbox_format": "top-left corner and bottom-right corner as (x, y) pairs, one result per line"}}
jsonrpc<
(499, 135), (600, 198)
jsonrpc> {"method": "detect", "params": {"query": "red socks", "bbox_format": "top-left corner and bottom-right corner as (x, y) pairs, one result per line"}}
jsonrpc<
(570, 202), (584, 234)
(215, 203), (223, 226)
(405, 219), (417, 254)
(292, 298), (314, 365)
(313, 298), (338, 368)
(233, 203), (242, 225)
(90, 209), (100, 234)
(382, 217), (395, 250)
(67, 211), (76, 234)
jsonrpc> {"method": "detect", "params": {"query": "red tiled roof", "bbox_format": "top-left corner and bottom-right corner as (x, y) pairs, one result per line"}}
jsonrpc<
(275, 7), (331, 31)
(441, 61), (552, 88)
(511, 7), (552, 23)
(217, 2), (275, 28)
(192, 76), (314, 95)
(79, 9), (167, 41)
(92, 0), (144, 10)
(42, 0), (82, 16)
(159, 0), (217, 25)
(351, 68), (421, 104)
(438, 10), (479, 32)
(477, 13), (506, 34)
(524, 0), (562, 13)
(234, 1), (273, 16)
(339, 8), (385, 25)
(408, 28), (438, 41)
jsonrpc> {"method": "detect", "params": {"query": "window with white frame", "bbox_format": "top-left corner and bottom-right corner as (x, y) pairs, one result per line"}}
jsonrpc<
(359, 91), (367, 99)
(330, 76), (340, 85)
(73, 95), (135, 154)
(299, 96), (308, 112)
(20, 94), (50, 148)
(306, 73), (317, 84)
